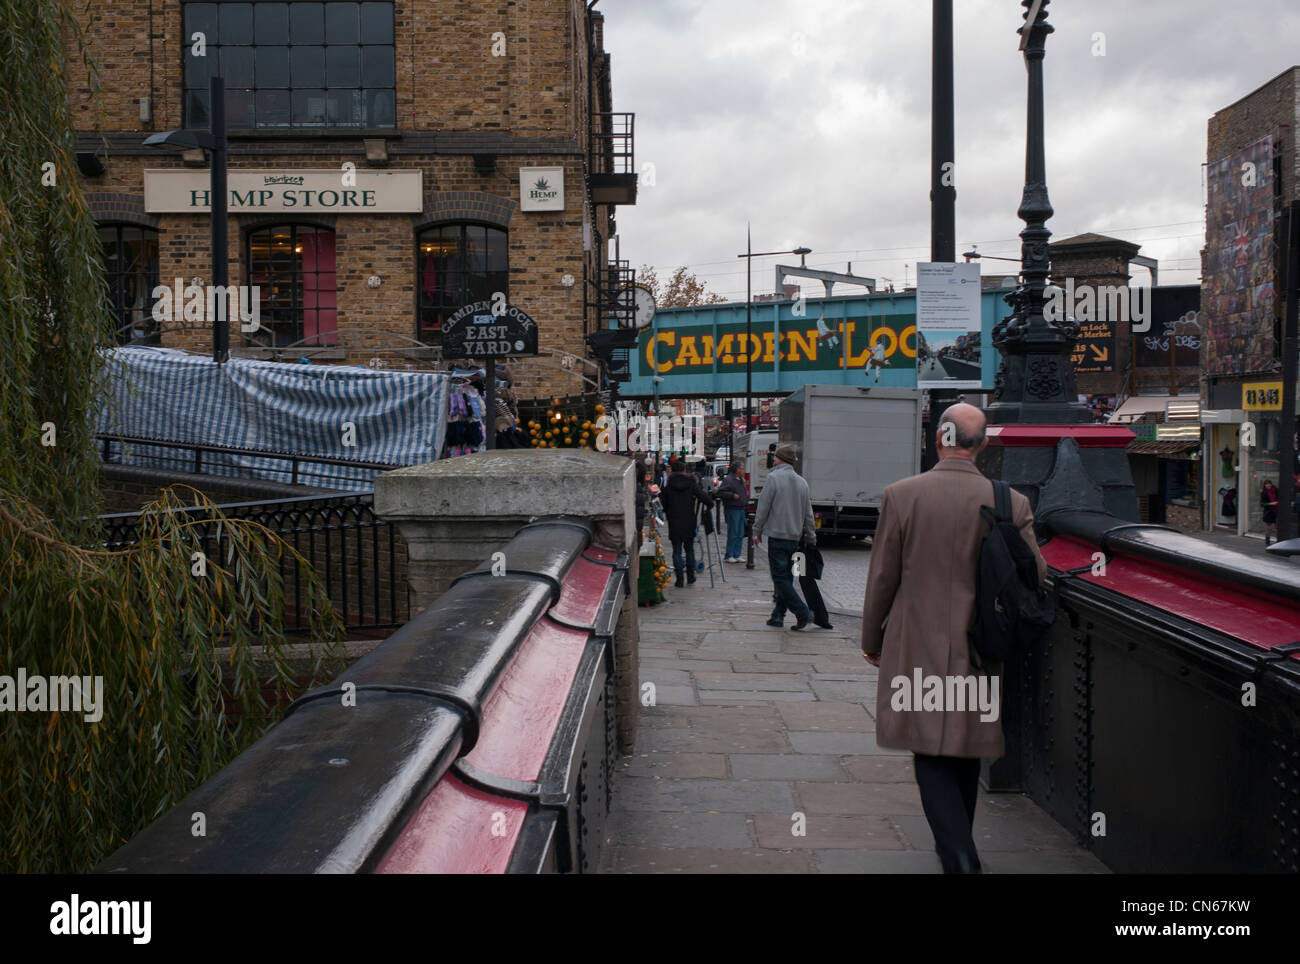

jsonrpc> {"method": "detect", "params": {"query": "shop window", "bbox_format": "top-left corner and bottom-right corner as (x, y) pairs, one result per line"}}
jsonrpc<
(417, 224), (508, 344)
(183, 2), (396, 131)
(245, 225), (337, 347)
(98, 224), (161, 345)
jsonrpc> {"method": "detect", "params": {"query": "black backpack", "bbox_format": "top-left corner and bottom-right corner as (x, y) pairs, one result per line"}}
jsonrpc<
(968, 480), (1055, 667)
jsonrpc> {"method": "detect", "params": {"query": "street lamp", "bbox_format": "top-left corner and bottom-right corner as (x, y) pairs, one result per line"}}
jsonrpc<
(984, 0), (1090, 425)
(963, 248), (1023, 265)
(144, 75), (228, 364)
(737, 229), (811, 432)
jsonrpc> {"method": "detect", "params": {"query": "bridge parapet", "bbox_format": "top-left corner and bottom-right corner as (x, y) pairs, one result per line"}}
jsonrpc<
(1009, 508), (1300, 872)
(98, 514), (632, 874)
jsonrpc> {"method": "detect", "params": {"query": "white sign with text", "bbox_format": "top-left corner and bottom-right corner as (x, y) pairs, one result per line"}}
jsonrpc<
(144, 169), (423, 213)
(519, 166), (564, 212)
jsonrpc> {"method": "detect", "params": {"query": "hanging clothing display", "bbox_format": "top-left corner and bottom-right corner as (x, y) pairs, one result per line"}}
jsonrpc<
(442, 377), (487, 458)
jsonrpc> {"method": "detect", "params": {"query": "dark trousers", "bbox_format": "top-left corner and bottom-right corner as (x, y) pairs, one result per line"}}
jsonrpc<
(670, 538), (696, 578)
(913, 753), (982, 873)
(767, 537), (812, 622)
(798, 573), (828, 624)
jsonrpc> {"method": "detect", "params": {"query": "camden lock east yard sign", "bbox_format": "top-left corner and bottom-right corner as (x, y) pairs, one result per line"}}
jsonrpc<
(144, 169), (423, 213)
(442, 300), (539, 358)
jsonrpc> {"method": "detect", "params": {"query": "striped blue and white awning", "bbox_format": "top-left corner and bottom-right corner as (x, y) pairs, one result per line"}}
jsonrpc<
(98, 347), (450, 491)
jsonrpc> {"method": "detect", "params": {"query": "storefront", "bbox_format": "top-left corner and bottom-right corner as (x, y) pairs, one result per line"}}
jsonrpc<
(1205, 417), (1246, 532)
(1127, 422), (1202, 526)
(1240, 381), (1285, 537)
(74, 0), (636, 402)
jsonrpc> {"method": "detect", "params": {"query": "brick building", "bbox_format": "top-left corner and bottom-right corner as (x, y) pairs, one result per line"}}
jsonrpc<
(1202, 66), (1298, 534)
(70, 0), (637, 399)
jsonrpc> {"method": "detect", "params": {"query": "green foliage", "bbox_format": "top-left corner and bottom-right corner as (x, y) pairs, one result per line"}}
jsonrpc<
(0, 3), (346, 873)
(0, 487), (346, 873)
(0, 0), (115, 539)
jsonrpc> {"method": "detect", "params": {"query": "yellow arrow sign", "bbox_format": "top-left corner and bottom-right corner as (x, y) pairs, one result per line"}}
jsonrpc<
(1090, 345), (1109, 362)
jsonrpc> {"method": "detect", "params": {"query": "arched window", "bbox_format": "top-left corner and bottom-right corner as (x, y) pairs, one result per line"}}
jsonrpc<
(245, 224), (337, 347)
(417, 223), (508, 343)
(98, 224), (161, 345)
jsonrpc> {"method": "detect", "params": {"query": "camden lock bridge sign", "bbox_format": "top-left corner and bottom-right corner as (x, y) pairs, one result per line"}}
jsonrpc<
(619, 289), (1013, 398)
(442, 300), (539, 358)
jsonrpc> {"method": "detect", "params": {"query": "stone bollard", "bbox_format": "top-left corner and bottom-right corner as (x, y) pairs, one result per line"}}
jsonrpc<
(374, 449), (640, 754)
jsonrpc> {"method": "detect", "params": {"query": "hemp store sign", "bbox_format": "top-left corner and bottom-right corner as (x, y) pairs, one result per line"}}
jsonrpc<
(519, 166), (564, 212)
(144, 169), (423, 213)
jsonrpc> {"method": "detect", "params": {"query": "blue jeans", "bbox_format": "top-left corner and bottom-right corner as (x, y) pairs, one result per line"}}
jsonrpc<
(671, 537), (696, 576)
(725, 507), (746, 558)
(767, 537), (812, 622)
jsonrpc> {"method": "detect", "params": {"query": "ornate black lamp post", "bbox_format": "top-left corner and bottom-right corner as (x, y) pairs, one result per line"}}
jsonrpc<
(986, 0), (1090, 425)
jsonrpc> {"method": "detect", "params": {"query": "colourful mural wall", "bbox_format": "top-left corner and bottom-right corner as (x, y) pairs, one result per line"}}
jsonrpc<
(1204, 135), (1276, 375)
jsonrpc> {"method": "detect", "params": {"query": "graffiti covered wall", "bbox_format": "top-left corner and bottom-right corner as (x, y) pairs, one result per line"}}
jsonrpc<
(1204, 135), (1276, 375)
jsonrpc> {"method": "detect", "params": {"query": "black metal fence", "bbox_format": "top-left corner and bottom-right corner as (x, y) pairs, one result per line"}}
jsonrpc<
(99, 433), (402, 490)
(101, 491), (408, 633)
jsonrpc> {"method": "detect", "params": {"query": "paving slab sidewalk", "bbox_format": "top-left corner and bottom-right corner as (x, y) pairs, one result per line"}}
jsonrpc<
(600, 547), (1108, 874)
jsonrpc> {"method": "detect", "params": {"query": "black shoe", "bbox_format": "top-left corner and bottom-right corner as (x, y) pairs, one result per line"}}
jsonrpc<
(687, 573), (696, 585)
(765, 618), (783, 627)
(674, 571), (684, 588)
(814, 620), (834, 630)
(792, 615), (810, 631)
(946, 852), (983, 875)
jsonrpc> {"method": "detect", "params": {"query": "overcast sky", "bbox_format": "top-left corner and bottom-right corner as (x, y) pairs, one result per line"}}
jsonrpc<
(599, 0), (1300, 303)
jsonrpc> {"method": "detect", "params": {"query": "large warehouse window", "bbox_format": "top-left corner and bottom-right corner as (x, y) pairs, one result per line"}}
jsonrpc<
(98, 225), (161, 345)
(417, 224), (509, 343)
(183, 2), (396, 131)
(246, 225), (338, 347)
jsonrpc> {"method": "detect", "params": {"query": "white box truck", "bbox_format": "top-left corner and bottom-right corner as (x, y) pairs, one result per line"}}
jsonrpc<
(733, 430), (779, 502)
(777, 385), (922, 537)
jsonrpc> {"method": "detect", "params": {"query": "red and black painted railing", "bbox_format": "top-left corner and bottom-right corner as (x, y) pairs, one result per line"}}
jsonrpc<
(97, 515), (628, 874)
(1002, 508), (1300, 873)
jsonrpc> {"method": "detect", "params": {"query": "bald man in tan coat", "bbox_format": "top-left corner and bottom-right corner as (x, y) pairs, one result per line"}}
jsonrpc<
(861, 403), (1046, 873)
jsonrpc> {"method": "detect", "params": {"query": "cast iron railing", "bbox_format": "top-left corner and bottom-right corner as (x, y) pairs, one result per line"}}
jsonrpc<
(99, 433), (403, 490)
(590, 111), (635, 176)
(101, 491), (408, 633)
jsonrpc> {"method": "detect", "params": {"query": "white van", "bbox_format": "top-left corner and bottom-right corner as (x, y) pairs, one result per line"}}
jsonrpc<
(733, 430), (779, 502)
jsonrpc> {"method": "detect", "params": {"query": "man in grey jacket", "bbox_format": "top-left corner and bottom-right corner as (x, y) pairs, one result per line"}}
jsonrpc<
(752, 444), (816, 630)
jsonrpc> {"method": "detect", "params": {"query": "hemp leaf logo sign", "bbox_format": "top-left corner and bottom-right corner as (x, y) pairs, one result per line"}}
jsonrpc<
(534, 177), (550, 191)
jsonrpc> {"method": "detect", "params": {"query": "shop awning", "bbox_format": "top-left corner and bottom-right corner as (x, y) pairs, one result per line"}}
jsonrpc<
(1127, 438), (1200, 458)
(1110, 396), (1174, 423)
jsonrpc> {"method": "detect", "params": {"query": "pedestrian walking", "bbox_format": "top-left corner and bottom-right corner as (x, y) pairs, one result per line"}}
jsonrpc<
(1261, 479), (1279, 545)
(753, 444), (816, 630)
(860, 403), (1046, 874)
(716, 463), (748, 562)
(796, 537), (832, 629)
(659, 460), (714, 587)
